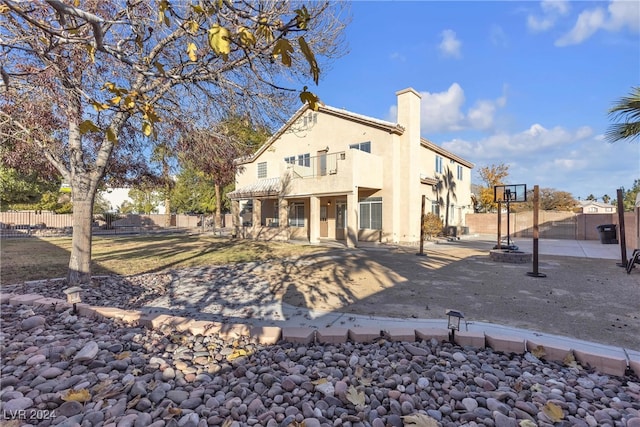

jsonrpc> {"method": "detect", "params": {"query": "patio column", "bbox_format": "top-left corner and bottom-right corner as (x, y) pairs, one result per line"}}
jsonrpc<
(279, 198), (289, 240)
(252, 198), (262, 238)
(231, 200), (240, 238)
(346, 189), (358, 248)
(310, 196), (320, 244)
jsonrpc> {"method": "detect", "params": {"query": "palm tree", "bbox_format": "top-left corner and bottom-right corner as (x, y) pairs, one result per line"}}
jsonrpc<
(606, 87), (640, 143)
(436, 166), (457, 232)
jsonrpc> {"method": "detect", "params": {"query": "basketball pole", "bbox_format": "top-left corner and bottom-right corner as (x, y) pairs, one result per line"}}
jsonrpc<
(527, 185), (546, 278)
(496, 201), (502, 249)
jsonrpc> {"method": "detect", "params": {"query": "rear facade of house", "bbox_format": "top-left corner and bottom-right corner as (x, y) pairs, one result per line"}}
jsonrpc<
(228, 88), (474, 247)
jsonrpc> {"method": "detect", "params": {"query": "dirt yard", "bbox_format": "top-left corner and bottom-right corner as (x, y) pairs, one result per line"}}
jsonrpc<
(261, 239), (640, 350)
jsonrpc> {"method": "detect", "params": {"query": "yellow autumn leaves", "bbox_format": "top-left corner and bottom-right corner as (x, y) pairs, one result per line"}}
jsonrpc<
(77, 3), (321, 140)
(79, 82), (160, 139)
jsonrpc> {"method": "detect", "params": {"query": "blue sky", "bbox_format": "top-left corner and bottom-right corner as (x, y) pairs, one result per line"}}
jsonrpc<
(316, 0), (639, 201)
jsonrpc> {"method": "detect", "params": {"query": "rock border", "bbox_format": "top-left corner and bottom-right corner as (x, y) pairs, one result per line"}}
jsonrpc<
(1, 291), (638, 379)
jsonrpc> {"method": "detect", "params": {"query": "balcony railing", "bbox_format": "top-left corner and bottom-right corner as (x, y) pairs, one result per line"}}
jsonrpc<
(288, 151), (345, 179)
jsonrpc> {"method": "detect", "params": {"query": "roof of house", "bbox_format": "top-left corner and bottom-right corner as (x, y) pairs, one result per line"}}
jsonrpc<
(235, 104), (405, 165)
(578, 200), (615, 209)
(227, 177), (281, 199)
(235, 100), (475, 171)
(420, 138), (474, 169)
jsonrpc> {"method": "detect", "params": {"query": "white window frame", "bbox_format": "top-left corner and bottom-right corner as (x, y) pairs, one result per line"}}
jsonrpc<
(349, 141), (371, 153)
(289, 203), (305, 227)
(435, 156), (443, 174)
(257, 162), (267, 179)
(297, 153), (310, 167)
(457, 165), (463, 180)
(359, 197), (382, 230)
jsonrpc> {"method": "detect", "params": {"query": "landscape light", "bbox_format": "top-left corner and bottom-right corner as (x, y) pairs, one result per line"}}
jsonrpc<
(63, 286), (83, 314)
(445, 308), (464, 343)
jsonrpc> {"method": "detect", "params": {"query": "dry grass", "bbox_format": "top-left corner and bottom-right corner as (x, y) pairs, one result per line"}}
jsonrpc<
(0, 234), (327, 285)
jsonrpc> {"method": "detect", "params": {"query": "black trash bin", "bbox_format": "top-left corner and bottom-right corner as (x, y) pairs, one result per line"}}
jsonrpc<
(596, 224), (618, 244)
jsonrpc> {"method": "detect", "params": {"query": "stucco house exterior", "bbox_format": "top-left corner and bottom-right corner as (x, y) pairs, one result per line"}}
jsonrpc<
(228, 88), (474, 247)
(578, 200), (616, 214)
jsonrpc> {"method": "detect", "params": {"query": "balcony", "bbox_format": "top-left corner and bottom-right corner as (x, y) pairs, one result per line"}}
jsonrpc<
(283, 149), (383, 196)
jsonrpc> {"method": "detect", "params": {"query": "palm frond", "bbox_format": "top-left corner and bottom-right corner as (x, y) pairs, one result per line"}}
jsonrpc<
(606, 86), (640, 143)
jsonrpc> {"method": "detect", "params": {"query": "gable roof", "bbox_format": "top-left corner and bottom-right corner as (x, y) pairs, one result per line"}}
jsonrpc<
(420, 138), (474, 169)
(235, 104), (404, 165)
(578, 200), (615, 209)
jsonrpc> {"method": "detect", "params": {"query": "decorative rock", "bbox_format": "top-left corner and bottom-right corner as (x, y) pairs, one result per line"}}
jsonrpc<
(21, 315), (46, 331)
(1, 267), (639, 427)
(3, 397), (33, 412)
(73, 341), (99, 362)
(462, 397), (479, 412)
(58, 400), (83, 417)
(39, 367), (64, 379)
(316, 381), (335, 397)
(403, 344), (428, 357)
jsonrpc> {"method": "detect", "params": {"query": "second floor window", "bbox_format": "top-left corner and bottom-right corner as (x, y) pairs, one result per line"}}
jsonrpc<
(298, 153), (310, 167)
(257, 162), (267, 179)
(284, 156), (295, 164)
(457, 165), (463, 180)
(349, 141), (371, 153)
(435, 155), (443, 174)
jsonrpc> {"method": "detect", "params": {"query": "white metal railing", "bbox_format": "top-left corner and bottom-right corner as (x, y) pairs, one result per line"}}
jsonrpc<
(288, 151), (345, 178)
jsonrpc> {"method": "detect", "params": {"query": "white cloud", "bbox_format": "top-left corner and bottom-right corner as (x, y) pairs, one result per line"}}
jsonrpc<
(404, 84), (507, 133)
(419, 83), (466, 132)
(441, 124), (594, 161)
(438, 29), (462, 59)
(437, 124), (638, 196)
(555, 0), (640, 46)
(527, 0), (571, 32)
(490, 25), (509, 47)
(606, 0), (640, 32)
(555, 8), (606, 46)
(541, 0), (570, 15)
(468, 95), (507, 130)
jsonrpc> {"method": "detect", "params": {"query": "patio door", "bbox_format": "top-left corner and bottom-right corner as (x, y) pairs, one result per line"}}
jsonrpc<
(317, 149), (327, 176)
(335, 201), (346, 240)
(320, 205), (328, 237)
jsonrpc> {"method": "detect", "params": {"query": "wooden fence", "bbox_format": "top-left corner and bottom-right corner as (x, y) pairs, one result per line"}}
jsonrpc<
(0, 211), (223, 237)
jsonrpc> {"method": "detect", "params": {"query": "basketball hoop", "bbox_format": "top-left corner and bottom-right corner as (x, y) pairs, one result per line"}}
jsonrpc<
(493, 184), (527, 250)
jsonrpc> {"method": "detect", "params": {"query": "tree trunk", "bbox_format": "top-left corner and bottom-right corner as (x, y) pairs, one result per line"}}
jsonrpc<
(67, 194), (95, 285)
(164, 196), (172, 227)
(214, 182), (222, 229)
(445, 192), (450, 230)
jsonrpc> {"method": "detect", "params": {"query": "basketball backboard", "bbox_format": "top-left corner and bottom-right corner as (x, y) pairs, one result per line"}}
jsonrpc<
(494, 184), (527, 203)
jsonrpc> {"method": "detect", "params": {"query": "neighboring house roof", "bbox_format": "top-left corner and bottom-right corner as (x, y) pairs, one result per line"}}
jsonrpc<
(227, 177), (281, 199)
(235, 104), (405, 165)
(579, 201), (614, 209)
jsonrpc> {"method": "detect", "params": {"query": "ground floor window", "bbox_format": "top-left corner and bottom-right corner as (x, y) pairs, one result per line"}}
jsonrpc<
(359, 197), (382, 229)
(289, 203), (305, 227)
(431, 201), (440, 216)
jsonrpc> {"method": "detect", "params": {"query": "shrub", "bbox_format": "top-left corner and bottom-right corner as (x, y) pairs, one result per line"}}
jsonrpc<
(422, 212), (443, 240)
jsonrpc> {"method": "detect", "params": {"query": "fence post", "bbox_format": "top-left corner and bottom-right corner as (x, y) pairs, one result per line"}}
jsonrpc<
(616, 188), (628, 267)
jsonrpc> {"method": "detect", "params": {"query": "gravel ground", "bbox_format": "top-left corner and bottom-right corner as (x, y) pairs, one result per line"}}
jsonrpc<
(2, 295), (640, 427)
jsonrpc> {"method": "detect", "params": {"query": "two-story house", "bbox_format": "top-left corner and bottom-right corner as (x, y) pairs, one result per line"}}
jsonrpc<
(578, 200), (617, 214)
(228, 88), (474, 247)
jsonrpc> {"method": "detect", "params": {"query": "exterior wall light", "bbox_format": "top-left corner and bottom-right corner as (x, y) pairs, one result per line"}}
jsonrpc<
(64, 286), (83, 314)
(446, 308), (464, 343)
